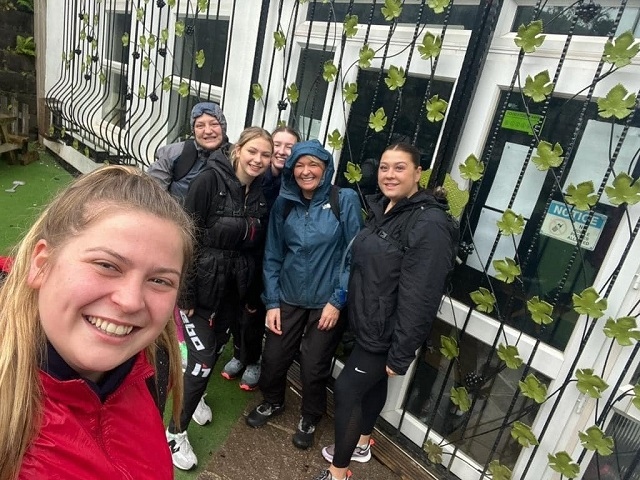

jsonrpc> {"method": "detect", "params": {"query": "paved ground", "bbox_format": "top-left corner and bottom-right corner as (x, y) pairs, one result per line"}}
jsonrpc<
(198, 386), (401, 480)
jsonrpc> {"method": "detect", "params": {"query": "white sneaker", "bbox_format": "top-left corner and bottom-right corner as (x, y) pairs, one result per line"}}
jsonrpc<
(192, 394), (212, 426)
(166, 429), (197, 470)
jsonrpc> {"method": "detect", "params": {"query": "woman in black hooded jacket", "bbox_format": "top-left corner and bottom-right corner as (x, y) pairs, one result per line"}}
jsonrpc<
(314, 142), (458, 480)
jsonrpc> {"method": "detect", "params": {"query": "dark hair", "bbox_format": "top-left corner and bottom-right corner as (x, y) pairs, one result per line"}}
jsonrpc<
(272, 126), (301, 142)
(383, 142), (421, 167)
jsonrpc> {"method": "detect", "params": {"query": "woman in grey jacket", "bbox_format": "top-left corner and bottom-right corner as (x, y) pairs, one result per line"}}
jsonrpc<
(246, 140), (363, 450)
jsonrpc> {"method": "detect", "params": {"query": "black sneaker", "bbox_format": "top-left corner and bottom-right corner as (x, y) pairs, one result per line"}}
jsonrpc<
(292, 416), (316, 450)
(245, 401), (285, 428)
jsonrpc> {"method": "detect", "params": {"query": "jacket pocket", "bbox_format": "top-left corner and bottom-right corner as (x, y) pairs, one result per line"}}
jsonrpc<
(372, 295), (396, 342)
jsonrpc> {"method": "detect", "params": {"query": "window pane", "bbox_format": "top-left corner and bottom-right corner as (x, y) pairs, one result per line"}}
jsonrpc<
(106, 12), (131, 64)
(102, 71), (127, 128)
(292, 48), (333, 140)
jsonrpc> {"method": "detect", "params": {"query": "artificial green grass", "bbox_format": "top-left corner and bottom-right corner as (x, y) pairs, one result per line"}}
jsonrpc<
(0, 147), (74, 255)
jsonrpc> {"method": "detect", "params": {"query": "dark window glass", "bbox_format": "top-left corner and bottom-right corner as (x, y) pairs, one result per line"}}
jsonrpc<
(174, 17), (229, 86)
(103, 71), (127, 129)
(106, 12), (131, 64)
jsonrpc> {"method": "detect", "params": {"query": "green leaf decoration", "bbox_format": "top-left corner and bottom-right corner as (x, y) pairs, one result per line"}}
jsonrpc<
(381, 0), (402, 21)
(136, 7), (144, 22)
(420, 170), (431, 189)
(343, 162), (363, 184)
(81, 13), (89, 24)
(91, 39), (98, 50)
(488, 460), (512, 480)
(323, 61), (338, 82)
(368, 107), (388, 132)
(99, 71), (106, 85)
(575, 369), (609, 398)
(450, 386), (471, 412)
(514, 20), (546, 53)
(497, 343), (523, 369)
(440, 335), (459, 360)
(548, 451), (580, 478)
(168, 0), (175, 6)
(418, 32), (442, 60)
(48, 125), (54, 137)
(497, 209), (525, 236)
(138, 84), (146, 99)
(162, 76), (172, 92)
(72, 139), (79, 150)
(493, 257), (521, 284)
(459, 154), (484, 181)
(603, 316), (640, 346)
(273, 30), (286, 50)
(523, 70), (554, 103)
(427, 0), (451, 15)
(142, 56), (150, 70)
(84, 146), (90, 157)
(327, 129), (343, 150)
(423, 439), (443, 464)
(343, 14), (358, 38)
(527, 296), (554, 325)
(443, 173), (469, 218)
(565, 181), (597, 211)
(579, 425), (614, 456)
(286, 83), (299, 104)
(160, 28), (169, 44)
(195, 49), (205, 68)
(122, 32), (130, 47)
(197, 0), (208, 12)
(385, 65), (406, 91)
(343, 82), (358, 104)
(633, 384), (640, 410)
(605, 172), (640, 206)
(175, 21), (185, 37)
(519, 373), (548, 404)
(80, 30), (86, 41)
(532, 141), (563, 171)
(359, 44), (374, 68)
(572, 287), (607, 319)
(147, 34), (156, 50)
(597, 84), (637, 120)
(60, 127), (66, 138)
(178, 81), (190, 97)
(426, 95), (448, 123)
(93, 14), (99, 26)
(251, 83), (264, 101)
(603, 31), (640, 68)
(511, 421), (539, 447)
(470, 287), (496, 313)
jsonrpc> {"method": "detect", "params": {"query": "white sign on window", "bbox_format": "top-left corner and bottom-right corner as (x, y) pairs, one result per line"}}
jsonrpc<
(540, 200), (607, 251)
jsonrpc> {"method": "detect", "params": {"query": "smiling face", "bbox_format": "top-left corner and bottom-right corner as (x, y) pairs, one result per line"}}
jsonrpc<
(294, 155), (326, 199)
(272, 131), (298, 173)
(193, 113), (224, 151)
(27, 210), (184, 382)
(378, 148), (422, 207)
(234, 137), (272, 186)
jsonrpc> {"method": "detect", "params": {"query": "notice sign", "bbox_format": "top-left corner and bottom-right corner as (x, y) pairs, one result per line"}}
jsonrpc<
(540, 200), (607, 251)
(501, 110), (543, 135)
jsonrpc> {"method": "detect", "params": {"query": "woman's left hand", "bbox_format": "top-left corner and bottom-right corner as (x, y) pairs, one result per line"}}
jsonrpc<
(318, 303), (340, 330)
(386, 366), (397, 377)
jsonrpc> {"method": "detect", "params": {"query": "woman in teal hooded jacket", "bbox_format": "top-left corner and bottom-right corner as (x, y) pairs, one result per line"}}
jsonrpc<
(246, 140), (363, 450)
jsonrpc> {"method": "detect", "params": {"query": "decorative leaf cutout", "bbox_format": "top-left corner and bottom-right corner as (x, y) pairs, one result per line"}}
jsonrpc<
(162, 76), (172, 92)
(323, 61), (338, 82)
(440, 335), (459, 360)
(72, 139), (79, 150)
(359, 44), (374, 68)
(575, 368), (609, 398)
(527, 296), (554, 325)
(572, 287), (607, 318)
(450, 386), (471, 412)
(579, 426), (614, 456)
(423, 439), (443, 464)
(385, 65), (406, 91)
(470, 287), (496, 313)
(136, 7), (144, 22)
(633, 384), (640, 410)
(493, 257), (521, 284)
(343, 14), (358, 37)
(252, 83), (264, 101)
(488, 460), (512, 480)
(168, 0), (176, 6)
(178, 81), (190, 97)
(459, 154), (484, 181)
(418, 32), (441, 60)
(368, 107), (387, 132)
(286, 83), (299, 104)
(122, 32), (130, 46)
(142, 57), (150, 70)
(273, 29), (286, 50)
(511, 421), (539, 447)
(175, 21), (185, 37)
(381, 0), (402, 21)
(532, 141), (563, 171)
(603, 31), (640, 68)
(343, 162), (363, 184)
(565, 181), (597, 211)
(498, 343), (523, 369)
(197, 0), (209, 12)
(147, 34), (156, 50)
(603, 316), (640, 346)
(523, 70), (554, 102)
(548, 451), (580, 479)
(426, 95), (448, 122)
(519, 373), (547, 404)
(138, 84), (146, 99)
(343, 82), (358, 104)
(427, 0), (451, 15)
(195, 49), (205, 68)
(160, 28), (169, 44)
(597, 84), (637, 120)
(497, 209), (524, 236)
(514, 20), (546, 53)
(605, 172), (640, 205)
(99, 71), (106, 84)
(327, 129), (343, 150)
(443, 173), (469, 218)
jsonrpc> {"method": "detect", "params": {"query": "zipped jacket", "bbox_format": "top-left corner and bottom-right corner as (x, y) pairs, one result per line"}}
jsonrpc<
(348, 190), (457, 375)
(262, 140), (363, 310)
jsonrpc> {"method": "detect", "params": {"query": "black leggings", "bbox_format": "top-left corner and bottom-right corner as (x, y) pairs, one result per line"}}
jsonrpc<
(332, 344), (389, 468)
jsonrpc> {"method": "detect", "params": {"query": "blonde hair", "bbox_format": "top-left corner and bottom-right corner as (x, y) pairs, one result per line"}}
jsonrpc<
(0, 165), (194, 480)
(230, 126), (273, 170)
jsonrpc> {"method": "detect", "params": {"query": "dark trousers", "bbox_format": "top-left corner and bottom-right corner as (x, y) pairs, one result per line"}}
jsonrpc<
(259, 302), (345, 422)
(332, 344), (389, 468)
(232, 302), (265, 365)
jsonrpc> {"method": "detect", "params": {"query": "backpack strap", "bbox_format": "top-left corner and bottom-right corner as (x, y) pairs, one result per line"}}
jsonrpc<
(173, 140), (199, 181)
(374, 206), (424, 253)
(283, 185), (341, 221)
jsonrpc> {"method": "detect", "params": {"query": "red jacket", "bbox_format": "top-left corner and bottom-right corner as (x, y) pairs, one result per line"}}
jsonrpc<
(19, 353), (173, 480)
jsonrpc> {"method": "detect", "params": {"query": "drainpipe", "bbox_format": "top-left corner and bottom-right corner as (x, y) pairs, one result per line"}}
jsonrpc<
(244, 0), (271, 128)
